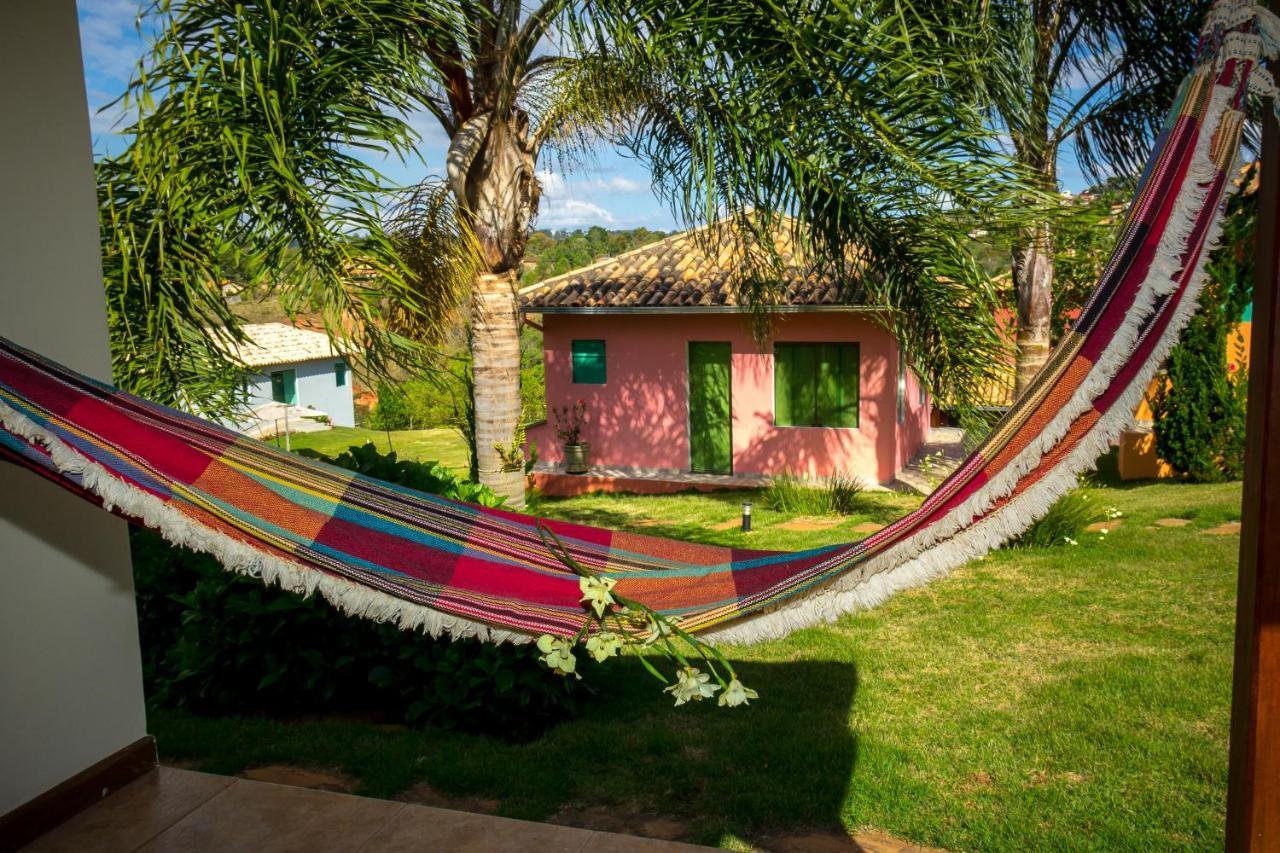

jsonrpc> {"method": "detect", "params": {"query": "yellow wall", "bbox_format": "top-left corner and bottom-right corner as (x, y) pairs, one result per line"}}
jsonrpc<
(1119, 321), (1251, 480)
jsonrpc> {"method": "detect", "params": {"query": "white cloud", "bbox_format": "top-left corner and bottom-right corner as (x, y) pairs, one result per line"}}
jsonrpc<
(536, 198), (617, 227)
(78, 0), (146, 85)
(537, 169), (646, 197)
(536, 169), (568, 196)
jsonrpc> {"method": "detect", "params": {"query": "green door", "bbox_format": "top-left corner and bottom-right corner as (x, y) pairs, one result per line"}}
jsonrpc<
(688, 342), (732, 474)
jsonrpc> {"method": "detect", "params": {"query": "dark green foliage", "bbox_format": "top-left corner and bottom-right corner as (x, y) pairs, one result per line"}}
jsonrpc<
(521, 228), (668, 284)
(1009, 487), (1100, 549)
(367, 381), (413, 431)
(1150, 173), (1254, 483)
(132, 446), (583, 737)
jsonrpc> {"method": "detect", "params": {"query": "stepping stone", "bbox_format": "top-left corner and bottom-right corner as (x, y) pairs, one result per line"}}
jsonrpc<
(241, 765), (353, 793)
(851, 521), (886, 534)
(777, 516), (842, 531)
(1153, 518), (1191, 528)
(708, 519), (741, 531)
(1205, 521), (1242, 536)
(1085, 520), (1123, 533)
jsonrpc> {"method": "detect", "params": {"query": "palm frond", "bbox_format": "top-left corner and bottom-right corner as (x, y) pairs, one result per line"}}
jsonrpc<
(568, 0), (1038, 427)
(103, 0), (466, 410)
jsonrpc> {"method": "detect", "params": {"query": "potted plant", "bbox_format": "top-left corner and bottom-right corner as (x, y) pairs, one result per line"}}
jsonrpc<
(554, 399), (590, 474)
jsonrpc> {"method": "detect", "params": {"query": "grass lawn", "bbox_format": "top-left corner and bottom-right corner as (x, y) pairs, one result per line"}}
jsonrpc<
(285, 426), (469, 475)
(148, 477), (1241, 851)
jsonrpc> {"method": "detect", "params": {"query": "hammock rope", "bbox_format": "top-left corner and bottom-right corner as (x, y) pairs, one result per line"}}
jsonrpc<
(0, 0), (1274, 646)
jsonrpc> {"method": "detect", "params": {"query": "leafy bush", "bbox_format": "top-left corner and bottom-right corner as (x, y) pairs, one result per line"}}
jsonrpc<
(1150, 167), (1254, 483)
(132, 445), (584, 738)
(762, 470), (866, 516)
(1008, 487), (1100, 549)
(367, 381), (412, 430)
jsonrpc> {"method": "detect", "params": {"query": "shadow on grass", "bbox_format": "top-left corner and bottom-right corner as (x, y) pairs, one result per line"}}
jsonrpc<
(150, 657), (862, 848)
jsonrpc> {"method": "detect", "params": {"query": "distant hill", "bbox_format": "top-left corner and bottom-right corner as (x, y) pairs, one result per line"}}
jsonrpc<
(521, 227), (669, 285)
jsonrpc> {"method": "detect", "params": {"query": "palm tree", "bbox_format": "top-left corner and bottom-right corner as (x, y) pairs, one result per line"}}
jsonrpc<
(990, 0), (1207, 395)
(103, 0), (1031, 506)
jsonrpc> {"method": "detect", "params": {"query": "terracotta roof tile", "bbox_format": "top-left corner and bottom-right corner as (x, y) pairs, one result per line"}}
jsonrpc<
(521, 220), (866, 311)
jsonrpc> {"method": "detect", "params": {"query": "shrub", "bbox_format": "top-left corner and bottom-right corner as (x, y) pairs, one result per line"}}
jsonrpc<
(1150, 166), (1254, 483)
(367, 381), (412, 430)
(827, 470), (868, 515)
(1008, 487), (1100, 549)
(762, 470), (866, 516)
(132, 445), (584, 738)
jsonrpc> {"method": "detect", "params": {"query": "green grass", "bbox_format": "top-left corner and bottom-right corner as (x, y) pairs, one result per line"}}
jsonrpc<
(148, 478), (1242, 851)
(285, 427), (469, 475)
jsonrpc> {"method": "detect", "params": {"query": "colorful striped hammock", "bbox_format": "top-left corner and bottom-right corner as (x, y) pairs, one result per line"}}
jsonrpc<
(0, 0), (1275, 647)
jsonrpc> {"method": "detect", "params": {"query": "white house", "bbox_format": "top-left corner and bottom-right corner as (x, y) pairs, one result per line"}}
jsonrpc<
(227, 323), (356, 427)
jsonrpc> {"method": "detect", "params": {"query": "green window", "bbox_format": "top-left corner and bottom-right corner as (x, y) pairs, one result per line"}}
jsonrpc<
(335, 361), (347, 387)
(270, 369), (297, 404)
(774, 343), (859, 428)
(571, 340), (606, 384)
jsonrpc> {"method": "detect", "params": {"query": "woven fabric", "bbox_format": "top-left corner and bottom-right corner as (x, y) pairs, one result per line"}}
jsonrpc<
(0, 0), (1269, 644)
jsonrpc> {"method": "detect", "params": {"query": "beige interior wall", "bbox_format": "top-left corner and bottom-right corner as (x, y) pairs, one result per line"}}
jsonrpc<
(0, 1), (148, 814)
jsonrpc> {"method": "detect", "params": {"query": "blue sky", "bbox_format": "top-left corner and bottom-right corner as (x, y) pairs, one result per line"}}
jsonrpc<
(76, 0), (1096, 235)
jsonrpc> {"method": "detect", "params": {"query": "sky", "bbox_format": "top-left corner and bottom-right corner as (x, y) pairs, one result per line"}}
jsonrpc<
(76, 0), (1098, 236)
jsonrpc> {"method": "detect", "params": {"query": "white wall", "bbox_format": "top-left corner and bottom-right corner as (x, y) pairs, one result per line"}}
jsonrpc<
(246, 359), (356, 427)
(0, 1), (148, 815)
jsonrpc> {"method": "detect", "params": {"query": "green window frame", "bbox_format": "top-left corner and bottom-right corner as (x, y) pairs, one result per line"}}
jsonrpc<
(571, 339), (606, 384)
(270, 369), (297, 404)
(774, 343), (859, 428)
(335, 361), (347, 387)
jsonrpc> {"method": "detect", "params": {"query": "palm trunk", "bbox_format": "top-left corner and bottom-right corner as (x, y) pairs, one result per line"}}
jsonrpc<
(471, 269), (526, 508)
(1012, 219), (1054, 396)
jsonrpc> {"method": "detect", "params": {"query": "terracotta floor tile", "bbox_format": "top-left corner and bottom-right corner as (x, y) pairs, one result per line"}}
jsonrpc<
(137, 777), (404, 853)
(23, 767), (233, 853)
(357, 803), (595, 853)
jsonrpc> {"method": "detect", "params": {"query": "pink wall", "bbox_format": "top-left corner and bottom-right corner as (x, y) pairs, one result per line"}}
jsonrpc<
(527, 312), (931, 485)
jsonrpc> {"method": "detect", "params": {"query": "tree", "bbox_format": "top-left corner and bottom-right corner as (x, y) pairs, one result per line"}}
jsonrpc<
(990, 0), (1207, 395)
(106, 0), (1033, 506)
(1150, 166), (1255, 482)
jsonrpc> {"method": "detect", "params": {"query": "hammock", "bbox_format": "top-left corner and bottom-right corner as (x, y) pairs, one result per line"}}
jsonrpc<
(0, 0), (1275, 647)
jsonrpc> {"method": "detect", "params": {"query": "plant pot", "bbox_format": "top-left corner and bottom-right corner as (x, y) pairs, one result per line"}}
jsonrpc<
(564, 443), (590, 474)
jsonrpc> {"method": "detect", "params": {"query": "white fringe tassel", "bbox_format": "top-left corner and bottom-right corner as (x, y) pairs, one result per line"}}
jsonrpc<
(0, 4), (1268, 650)
(0, 397), (532, 646)
(706, 74), (1254, 644)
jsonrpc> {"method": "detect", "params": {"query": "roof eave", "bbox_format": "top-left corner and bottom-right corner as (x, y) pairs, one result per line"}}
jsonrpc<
(523, 304), (880, 315)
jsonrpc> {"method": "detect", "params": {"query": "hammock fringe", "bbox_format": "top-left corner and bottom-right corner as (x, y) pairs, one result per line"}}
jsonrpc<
(705, 74), (1251, 643)
(0, 398), (533, 646)
(0, 0), (1272, 649)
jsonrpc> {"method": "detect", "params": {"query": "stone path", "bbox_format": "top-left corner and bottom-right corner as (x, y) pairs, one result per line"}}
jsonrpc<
(894, 428), (967, 496)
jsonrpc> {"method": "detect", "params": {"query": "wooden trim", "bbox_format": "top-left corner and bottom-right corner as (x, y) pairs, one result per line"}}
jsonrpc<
(1226, 18), (1280, 848)
(0, 735), (156, 852)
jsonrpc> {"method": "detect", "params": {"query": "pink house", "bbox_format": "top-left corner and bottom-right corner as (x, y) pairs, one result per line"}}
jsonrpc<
(522, 226), (931, 495)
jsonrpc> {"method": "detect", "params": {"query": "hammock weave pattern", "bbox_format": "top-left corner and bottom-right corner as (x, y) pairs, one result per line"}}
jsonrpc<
(0, 0), (1274, 645)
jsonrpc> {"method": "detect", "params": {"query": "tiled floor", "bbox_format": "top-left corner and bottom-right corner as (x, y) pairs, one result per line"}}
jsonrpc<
(22, 767), (709, 852)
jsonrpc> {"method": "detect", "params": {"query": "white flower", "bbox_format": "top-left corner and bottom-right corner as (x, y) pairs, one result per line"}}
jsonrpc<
(640, 614), (675, 646)
(663, 666), (720, 706)
(585, 631), (624, 663)
(1063, 536), (1079, 546)
(1098, 527), (1108, 536)
(579, 575), (618, 617)
(1104, 507), (1123, 519)
(536, 634), (578, 676)
(718, 678), (759, 708)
